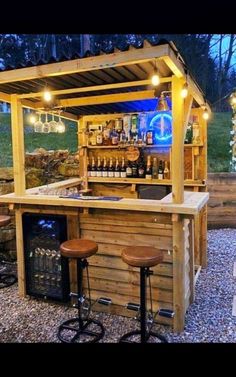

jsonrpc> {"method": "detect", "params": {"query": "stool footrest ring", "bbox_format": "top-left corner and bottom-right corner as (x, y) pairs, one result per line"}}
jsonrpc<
(57, 317), (105, 343)
(119, 329), (168, 343)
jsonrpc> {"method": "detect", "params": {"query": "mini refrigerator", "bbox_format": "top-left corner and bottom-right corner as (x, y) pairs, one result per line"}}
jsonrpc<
(23, 213), (70, 302)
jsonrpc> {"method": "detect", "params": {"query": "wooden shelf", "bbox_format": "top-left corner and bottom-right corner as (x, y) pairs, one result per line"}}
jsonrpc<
(88, 177), (205, 186)
(83, 143), (204, 149)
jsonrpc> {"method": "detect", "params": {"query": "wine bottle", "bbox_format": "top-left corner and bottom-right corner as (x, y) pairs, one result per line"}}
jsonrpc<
(164, 160), (170, 179)
(108, 157), (114, 177)
(91, 156), (97, 177)
(126, 160), (133, 177)
(96, 129), (103, 146)
(131, 161), (138, 178)
(158, 160), (164, 180)
(145, 155), (152, 179)
(120, 157), (127, 178)
(102, 156), (108, 177)
(96, 156), (102, 177)
(152, 157), (158, 179)
(114, 157), (121, 178)
(138, 149), (145, 178)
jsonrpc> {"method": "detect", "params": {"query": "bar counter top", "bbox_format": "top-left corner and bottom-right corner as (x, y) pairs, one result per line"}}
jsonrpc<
(0, 178), (209, 215)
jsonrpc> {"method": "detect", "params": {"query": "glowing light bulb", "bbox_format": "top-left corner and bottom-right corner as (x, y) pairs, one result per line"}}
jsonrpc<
(151, 72), (160, 86)
(231, 96), (236, 105)
(43, 90), (52, 102)
(29, 114), (36, 124)
(203, 108), (209, 120)
(181, 83), (188, 98)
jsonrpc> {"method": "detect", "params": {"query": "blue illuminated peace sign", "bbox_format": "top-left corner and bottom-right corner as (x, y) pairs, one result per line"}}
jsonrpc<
(150, 112), (172, 143)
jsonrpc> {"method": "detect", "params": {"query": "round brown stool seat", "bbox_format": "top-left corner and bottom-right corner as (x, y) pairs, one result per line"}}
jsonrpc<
(0, 215), (11, 227)
(57, 238), (104, 343)
(119, 246), (167, 344)
(122, 246), (163, 268)
(60, 239), (98, 259)
(0, 215), (17, 289)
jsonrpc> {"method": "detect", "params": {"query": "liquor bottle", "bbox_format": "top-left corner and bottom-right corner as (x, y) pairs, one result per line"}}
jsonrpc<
(91, 156), (97, 177)
(90, 131), (97, 146)
(131, 114), (138, 142)
(120, 157), (127, 178)
(103, 122), (111, 146)
(115, 118), (123, 134)
(145, 155), (152, 179)
(152, 157), (158, 179)
(146, 130), (153, 145)
(158, 160), (164, 180)
(123, 114), (131, 143)
(164, 160), (170, 179)
(108, 157), (114, 177)
(102, 156), (108, 177)
(87, 157), (92, 177)
(96, 129), (103, 145)
(184, 122), (192, 144)
(138, 149), (146, 178)
(111, 128), (119, 145)
(114, 157), (121, 178)
(131, 161), (138, 178)
(126, 160), (133, 178)
(96, 156), (102, 177)
(192, 116), (201, 144)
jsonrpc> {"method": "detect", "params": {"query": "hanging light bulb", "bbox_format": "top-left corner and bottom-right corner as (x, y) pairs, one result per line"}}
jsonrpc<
(151, 59), (160, 86)
(181, 82), (188, 98)
(203, 107), (209, 120)
(230, 92), (236, 106)
(29, 114), (37, 124)
(43, 87), (52, 102)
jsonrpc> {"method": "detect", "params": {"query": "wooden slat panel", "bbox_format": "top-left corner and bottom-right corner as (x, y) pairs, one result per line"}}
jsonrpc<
(80, 216), (172, 229)
(81, 229), (172, 249)
(80, 223), (172, 237)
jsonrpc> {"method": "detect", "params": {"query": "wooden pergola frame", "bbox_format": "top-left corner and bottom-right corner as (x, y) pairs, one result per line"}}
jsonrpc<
(0, 41), (211, 332)
(0, 41), (210, 207)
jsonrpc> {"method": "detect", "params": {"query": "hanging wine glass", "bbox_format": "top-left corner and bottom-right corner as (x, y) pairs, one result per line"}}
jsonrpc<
(43, 113), (50, 133)
(49, 113), (58, 132)
(34, 113), (43, 133)
(56, 111), (66, 133)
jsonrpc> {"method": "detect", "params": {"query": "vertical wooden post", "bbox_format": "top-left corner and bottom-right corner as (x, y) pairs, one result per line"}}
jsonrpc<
(67, 212), (80, 297)
(189, 218), (195, 304)
(200, 204), (208, 268)
(15, 208), (26, 296)
(11, 94), (25, 195)
(172, 214), (185, 332)
(171, 75), (185, 204)
(78, 117), (88, 190)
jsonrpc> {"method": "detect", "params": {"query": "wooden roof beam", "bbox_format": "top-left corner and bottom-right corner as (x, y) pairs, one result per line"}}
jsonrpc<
(18, 77), (172, 100)
(0, 44), (170, 85)
(34, 90), (156, 109)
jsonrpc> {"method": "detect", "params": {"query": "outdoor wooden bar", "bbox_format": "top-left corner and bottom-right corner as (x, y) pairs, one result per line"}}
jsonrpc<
(0, 40), (211, 332)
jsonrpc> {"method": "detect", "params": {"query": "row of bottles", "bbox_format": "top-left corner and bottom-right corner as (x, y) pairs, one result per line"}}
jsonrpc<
(87, 155), (170, 180)
(88, 114), (156, 146)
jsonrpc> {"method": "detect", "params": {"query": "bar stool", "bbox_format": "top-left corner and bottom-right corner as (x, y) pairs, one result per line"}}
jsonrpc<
(57, 239), (105, 343)
(0, 215), (17, 289)
(119, 246), (168, 343)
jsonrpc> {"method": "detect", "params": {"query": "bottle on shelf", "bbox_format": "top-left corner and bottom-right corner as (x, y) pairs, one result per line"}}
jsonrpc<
(123, 114), (131, 143)
(158, 160), (164, 180)
(115, 118), (123, 134)
(137, 149), (146, 178)
(91, 156), (97, 177)
(131, 160), (138, 178)
(192, 116), (201, 144)
(126, 160), (133, 178)
(96, 129), (103, 146)
(145, 155), (152, 179)
(114, 157), (121, 178)
(146, 130), (154, 145)
(103, 122), (111, 146)
(108, 157), (114, 177)
(102, 156), (108, 177)
(96, 156), (102, 177)
(184, 122), (192, 144)
(87, 157), (92, 177)
(131, 114), (138, 143)
(111, 128), (119, 145)
(89, 131), (97, 146)
(120, 157), (127, 178)
(152, 157), (158, 179)
(163, 160), (170, 179)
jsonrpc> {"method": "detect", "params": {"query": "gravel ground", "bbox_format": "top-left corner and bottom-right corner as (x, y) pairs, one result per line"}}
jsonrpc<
(0, 228), (236, 343)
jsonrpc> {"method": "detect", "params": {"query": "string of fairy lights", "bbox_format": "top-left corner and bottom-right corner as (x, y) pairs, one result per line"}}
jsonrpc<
(229, 92), (236, 171)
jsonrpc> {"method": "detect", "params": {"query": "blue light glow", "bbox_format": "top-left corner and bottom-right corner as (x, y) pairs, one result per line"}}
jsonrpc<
(148, 111), (172, 144)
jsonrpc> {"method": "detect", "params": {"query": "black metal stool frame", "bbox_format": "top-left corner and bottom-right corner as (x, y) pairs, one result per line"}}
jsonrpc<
(58, 257), (105, 343)
(120, 266), (167, 343)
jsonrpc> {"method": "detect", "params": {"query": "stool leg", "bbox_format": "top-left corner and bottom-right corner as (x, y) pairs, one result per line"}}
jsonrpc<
(77, 258), (84, 328)
(140, 267), (147, 343)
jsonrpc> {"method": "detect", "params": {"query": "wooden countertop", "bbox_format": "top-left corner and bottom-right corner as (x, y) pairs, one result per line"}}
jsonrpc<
(0, 178), (209, 215)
